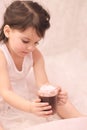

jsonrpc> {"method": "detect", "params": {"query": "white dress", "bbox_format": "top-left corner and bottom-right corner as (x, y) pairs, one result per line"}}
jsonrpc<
(0, 43), (48, 130)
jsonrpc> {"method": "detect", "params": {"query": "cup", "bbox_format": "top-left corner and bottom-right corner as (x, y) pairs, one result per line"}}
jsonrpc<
(38, 85), (58, 114)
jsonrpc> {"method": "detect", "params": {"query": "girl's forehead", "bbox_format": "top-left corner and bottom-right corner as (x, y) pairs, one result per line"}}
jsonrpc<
(23, 28), (40, 40)
(14, 27), (41, 41)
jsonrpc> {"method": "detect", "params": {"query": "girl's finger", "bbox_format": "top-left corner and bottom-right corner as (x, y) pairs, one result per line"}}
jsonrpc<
(33, 98), (41, 103)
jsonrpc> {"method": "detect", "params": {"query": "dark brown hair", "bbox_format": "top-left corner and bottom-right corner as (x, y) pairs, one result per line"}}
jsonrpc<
(0, 0), (50, 42)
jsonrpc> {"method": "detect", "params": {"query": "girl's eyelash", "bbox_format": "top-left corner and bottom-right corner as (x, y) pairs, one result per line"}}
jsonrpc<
(22, 40), (29, 43)
(35, 42), (39, 46)
(22, 40), (39, 45)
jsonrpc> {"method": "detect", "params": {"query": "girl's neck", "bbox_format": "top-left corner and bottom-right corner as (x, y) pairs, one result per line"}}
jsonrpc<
(6, 43), (24, 71)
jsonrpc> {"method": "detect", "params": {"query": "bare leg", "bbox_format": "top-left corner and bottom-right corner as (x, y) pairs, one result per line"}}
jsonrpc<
(56, 100), (86, 119)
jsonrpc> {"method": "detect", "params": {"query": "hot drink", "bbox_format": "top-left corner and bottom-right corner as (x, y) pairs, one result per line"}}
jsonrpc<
(38, 85), (58, 114)
(39, 95), (57, 113)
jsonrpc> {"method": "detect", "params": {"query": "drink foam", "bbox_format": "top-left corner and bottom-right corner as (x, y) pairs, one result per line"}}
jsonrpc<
(38, 85), (58, 97)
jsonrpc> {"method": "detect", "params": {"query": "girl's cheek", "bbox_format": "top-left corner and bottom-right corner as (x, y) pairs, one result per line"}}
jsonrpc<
(27, 46), (35, 52)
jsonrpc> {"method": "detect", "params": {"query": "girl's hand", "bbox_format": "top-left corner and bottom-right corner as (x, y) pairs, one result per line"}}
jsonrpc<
(57, 87), (68, 105)
(30, 98), (53, 117)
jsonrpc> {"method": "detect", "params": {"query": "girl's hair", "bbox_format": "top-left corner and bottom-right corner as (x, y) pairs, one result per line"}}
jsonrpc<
(0, 0), (50, 42)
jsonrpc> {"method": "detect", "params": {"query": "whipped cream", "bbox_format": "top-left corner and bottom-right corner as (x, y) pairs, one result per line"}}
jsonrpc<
(38, 85), (58, 97)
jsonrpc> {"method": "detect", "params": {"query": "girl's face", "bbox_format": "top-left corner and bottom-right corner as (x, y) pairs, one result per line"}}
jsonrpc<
(4, 26), (41, 58)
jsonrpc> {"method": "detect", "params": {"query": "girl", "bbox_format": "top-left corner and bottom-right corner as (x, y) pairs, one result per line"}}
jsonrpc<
(0, 0), (83, 130)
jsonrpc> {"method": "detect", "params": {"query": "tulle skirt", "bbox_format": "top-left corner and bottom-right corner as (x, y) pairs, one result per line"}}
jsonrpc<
(0, 101), (60, 130)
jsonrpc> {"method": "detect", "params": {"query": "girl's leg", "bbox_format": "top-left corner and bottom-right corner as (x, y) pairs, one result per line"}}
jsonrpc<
(56, 100), (86, 119)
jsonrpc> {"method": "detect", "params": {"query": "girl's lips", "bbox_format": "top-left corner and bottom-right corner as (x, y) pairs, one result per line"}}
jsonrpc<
(21, 51), (29, 56)
(22, 51), (29, 54)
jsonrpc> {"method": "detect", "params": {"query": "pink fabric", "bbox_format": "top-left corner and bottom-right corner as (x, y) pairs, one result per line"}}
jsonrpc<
(29, 117), (87, 130)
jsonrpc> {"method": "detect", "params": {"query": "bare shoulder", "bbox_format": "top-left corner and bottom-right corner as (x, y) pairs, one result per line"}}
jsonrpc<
(32, 48), (44, 65)
(0, 49), (7, 67)
(32, 48), (43, 58)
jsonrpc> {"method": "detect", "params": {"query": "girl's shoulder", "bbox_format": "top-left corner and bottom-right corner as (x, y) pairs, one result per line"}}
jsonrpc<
(0, 48), (7, 66)
(32, 48), (43, 59)
(32, 48), (44, 65)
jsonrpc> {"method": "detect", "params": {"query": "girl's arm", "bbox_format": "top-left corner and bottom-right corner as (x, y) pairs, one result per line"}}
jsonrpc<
(32, 48), (50, 88)
(32, 48), (68, 104)
(0, 50), (32, 112)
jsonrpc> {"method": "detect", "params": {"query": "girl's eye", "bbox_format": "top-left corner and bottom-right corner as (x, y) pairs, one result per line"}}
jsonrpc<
(22, 40), (29, 44)
(35, 42), (39, 46)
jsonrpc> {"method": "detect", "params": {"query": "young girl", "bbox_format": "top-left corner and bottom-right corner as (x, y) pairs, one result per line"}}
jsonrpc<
(0, 0), (84, 130)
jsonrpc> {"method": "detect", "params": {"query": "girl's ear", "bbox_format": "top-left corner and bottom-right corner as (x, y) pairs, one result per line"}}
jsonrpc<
(3, 25), (11, 38)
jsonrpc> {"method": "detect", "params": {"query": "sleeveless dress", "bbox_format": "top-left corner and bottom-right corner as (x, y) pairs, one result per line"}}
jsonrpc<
(0, 43), (47, 130)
